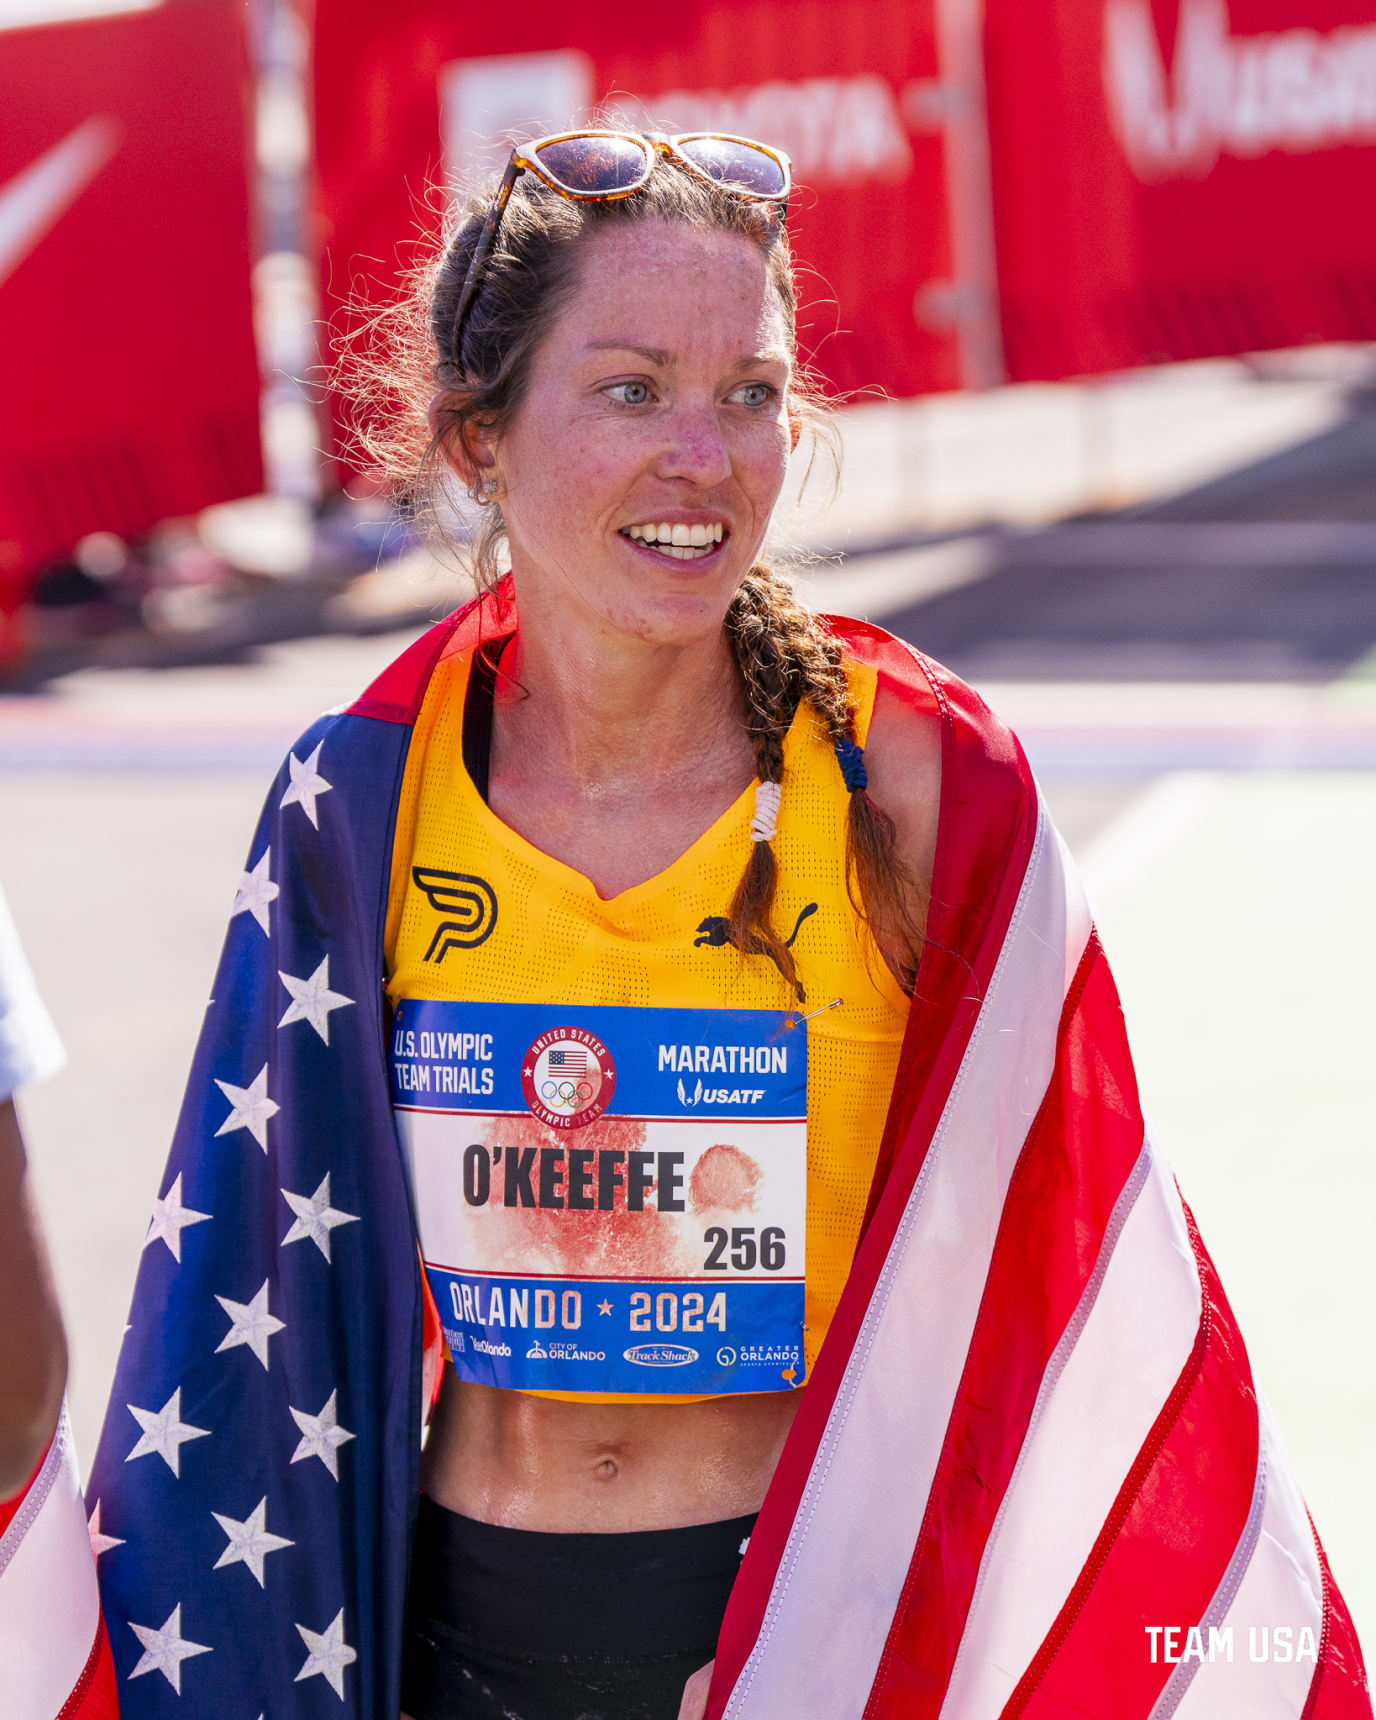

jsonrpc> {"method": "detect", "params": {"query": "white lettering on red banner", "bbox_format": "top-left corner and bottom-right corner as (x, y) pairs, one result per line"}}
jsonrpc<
(1104, 0), (1376, 179)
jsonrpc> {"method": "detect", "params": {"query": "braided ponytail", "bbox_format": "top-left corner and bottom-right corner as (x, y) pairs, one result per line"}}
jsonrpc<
(725, 566), (928, 998)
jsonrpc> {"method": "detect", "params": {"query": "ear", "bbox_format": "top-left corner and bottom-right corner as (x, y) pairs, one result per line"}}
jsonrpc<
(427, 389), (498, 488)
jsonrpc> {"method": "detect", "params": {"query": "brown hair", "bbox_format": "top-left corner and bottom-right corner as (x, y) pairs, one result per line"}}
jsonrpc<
(339, 153), (927, 995)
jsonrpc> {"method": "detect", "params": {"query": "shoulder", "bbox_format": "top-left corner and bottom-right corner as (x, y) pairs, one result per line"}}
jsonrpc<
(862, 672), (943, 898)
(833, 617), (1039, 929)
(827, 609), (944, 894)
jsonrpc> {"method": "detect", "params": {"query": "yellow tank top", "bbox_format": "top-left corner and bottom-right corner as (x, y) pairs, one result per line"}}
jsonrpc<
(385, 640), (909, 1404)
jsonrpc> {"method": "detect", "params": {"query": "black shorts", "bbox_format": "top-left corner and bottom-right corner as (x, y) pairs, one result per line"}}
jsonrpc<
(400, 1494), (757, 1720)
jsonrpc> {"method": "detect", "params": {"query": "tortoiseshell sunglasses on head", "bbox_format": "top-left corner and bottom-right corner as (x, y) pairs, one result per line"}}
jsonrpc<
(450, 129), (793, 367)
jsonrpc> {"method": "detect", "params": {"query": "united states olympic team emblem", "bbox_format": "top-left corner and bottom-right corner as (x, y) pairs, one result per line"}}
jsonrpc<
(521, 1028), (615, 1130)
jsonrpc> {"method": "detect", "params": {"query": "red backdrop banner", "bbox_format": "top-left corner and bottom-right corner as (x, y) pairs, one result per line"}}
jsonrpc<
(0, 0), (263, 607)
(313, 0), (1376, 443)
(311, 0), (977, 477)
(985, 0), (1376, 379)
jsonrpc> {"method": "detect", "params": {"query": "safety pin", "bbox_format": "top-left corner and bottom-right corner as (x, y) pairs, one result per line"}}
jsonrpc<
(785, 997), (841, 1029)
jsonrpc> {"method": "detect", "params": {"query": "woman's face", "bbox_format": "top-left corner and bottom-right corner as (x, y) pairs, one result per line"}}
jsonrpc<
(489, 217), (794, 648)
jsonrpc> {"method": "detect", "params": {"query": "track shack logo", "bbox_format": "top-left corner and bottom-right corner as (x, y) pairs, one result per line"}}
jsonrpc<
(520, 1027), (615, 1130)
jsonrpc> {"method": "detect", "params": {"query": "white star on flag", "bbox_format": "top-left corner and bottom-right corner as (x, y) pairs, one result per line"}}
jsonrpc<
(295, 1608), (357, 1698)
(281, 1173), (359, 1262)
(143, 1172), (210, 1262)
(129, 1602), (212, 1693)
(278, 956), (354, 1044)
(212, 1495), (294, 1587)
(215, 1280), (285, 1370)
(279, 741), (332, 828)
(87, 1499), (124, 1559)
(289, 1389), (355, 1480)
(230, 847), (279, 935)
(214, 1065), (279, 1152)
(126, 1387), (210, 1477)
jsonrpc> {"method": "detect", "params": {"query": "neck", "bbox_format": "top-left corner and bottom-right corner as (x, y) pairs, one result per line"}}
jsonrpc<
(493, 590), (750, 792)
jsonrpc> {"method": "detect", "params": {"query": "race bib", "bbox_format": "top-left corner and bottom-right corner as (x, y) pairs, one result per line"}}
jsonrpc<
(389, 1000), (807, 1395)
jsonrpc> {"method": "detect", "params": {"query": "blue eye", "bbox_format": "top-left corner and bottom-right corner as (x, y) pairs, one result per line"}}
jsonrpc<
(606, 381), (652, 406)
(731, 383), (775, 408)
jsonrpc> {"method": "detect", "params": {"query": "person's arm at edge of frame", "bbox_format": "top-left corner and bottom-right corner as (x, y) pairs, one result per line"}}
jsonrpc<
(0, 1093), (68, 1500)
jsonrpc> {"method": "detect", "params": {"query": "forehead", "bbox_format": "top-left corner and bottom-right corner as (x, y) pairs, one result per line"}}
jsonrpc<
(548, 219), (790, 363)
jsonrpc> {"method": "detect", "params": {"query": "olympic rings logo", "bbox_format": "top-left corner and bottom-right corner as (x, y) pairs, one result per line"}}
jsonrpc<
(540, 1077), (596, 1111)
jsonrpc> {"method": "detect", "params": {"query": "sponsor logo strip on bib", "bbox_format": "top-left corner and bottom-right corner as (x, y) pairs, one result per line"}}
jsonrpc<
(390, 1001), (807, 1395)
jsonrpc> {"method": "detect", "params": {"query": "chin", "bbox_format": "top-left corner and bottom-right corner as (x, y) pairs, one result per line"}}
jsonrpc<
(597, 567), (741, 648)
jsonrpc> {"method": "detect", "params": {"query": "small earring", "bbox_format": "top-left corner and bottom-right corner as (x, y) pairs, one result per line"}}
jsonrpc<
(481, 476), (500, 496)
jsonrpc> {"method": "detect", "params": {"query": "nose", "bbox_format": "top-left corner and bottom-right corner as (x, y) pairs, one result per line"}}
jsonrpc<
(654, 400), (733, 489)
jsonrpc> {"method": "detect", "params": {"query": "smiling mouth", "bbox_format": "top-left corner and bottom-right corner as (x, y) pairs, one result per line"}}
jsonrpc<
(618, 522), (728, 563)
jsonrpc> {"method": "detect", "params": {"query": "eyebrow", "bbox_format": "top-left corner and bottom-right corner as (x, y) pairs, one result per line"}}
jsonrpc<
(583, 342), (675, 366)
(582, 342), (790, 371)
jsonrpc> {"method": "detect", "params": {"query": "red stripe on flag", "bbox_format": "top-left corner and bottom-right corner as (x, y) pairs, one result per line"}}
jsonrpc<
(708, 638), (1041, 1717)
(1302, 1508), (1373, 1720)
(862, 934), (1149, 1716)
(1003, 1195), (1260, 1719)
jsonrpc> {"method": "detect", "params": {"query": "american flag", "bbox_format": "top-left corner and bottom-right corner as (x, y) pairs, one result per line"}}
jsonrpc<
(74, 587), (1367, 1718)
(83, 683), (426, 1715)
(548, 1045), (588, 1073)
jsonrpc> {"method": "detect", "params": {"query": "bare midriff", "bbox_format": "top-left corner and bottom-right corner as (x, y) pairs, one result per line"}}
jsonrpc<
(421, 1374), (803, 1532)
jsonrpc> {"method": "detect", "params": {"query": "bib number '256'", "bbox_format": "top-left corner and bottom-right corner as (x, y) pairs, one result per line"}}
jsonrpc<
(390, 1000), (807, 1395)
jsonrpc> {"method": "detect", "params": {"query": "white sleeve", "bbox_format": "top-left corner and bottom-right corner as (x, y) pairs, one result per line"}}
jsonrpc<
(0, 878), (64, 1103)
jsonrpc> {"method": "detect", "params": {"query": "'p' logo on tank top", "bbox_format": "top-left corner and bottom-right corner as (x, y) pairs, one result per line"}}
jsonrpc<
(390, 1000), (807, 1395)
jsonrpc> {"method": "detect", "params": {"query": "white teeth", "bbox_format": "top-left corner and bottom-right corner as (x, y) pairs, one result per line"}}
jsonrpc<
(620, 522), (726, 555)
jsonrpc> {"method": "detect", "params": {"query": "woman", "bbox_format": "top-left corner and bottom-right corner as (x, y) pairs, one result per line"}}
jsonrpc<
(89, 133), (1367, 1720)
(380, 135), (938, 1720)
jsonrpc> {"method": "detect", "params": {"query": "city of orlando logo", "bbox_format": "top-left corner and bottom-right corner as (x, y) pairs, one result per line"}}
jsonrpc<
(520, 1027), (615, 1130)
(412, 867), (498, 960)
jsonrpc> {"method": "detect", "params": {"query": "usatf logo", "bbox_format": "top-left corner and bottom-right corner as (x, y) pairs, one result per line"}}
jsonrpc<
(413, 867), (498, 959)
(521, 1027), (615, 1130)
(693, 901), (817, 999)
(676, 1079), (767, 1108)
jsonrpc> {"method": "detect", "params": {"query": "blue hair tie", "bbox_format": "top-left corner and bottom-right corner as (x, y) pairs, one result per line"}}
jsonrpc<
(834, 737), (868, 793)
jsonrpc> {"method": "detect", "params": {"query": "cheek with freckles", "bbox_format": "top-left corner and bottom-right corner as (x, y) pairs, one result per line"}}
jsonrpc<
(501, 410), (648, 574)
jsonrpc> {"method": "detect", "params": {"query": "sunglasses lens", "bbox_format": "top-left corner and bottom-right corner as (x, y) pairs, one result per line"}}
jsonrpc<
(675, 136), (788, 197)
(532, 134), (652, 195)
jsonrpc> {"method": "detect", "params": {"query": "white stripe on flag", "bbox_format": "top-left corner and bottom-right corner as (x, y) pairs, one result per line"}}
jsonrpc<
(724, 798), (1089, 1719)
(938, 1137), (1203, 1719)
(1054, 820), (1094, 994)
(1167, 1395), (1324, 1719)
(0, 1404), (100, 1717)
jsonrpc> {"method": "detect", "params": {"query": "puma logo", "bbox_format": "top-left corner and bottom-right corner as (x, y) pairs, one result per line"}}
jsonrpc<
(694, 902), (818, 999)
